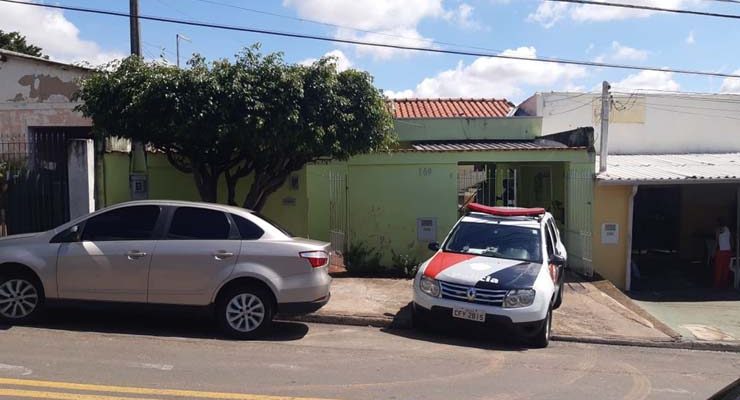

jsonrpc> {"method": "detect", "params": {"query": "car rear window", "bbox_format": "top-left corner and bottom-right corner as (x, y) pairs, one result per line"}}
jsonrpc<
(444, 221), (542, 263)
(252, 212), (293, 237)
(231, 214), (264, 240)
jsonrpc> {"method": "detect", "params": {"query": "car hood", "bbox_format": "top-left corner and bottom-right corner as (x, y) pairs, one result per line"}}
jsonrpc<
(422, 251), (542, 289)
(0, 232), (43, 243)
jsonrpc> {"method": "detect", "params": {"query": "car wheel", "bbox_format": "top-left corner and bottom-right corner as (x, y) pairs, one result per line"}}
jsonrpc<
(553, 286), (564, 310)
(0, 273), (44, 324)
(530, 307), (552, 349)
(217, 285), (274, 339)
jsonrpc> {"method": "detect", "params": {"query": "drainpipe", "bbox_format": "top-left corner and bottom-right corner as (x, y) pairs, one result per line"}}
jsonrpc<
(625, 185), (638, 291)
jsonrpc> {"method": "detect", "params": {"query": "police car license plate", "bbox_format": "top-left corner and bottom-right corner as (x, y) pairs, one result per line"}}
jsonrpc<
(452, 308), (486, 322)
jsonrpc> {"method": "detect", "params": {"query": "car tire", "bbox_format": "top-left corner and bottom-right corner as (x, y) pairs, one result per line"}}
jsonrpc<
(530, 307), (552, 349)
(0, 272), (44, 324)
(217, 285), (274, 340)
(553, 286), (564, 310)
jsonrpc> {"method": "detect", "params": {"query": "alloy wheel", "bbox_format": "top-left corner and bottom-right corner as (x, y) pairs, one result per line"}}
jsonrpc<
(0, 279), (39, 319)
(225, 293), (265, 333)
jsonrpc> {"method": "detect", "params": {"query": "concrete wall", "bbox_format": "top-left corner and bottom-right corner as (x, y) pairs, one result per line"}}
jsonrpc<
(592, 184), (632, 289)
(0, 52), (90, 142)
(528, 92), (740, 154)
(67, 139), (95, 219)
(394, 117), (541, 142)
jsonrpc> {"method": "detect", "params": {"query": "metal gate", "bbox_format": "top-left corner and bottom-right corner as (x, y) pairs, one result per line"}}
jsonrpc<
(0, 129), (72, 236)
(564, 162), (594, 276)
(328, 170), (347, 254)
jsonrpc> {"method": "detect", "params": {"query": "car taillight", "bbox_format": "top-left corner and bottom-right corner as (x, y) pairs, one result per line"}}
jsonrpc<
(300, 251), (329, 268)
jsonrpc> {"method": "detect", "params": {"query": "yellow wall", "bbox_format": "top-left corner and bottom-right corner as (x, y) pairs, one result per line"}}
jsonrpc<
(592, 184), (633, 289)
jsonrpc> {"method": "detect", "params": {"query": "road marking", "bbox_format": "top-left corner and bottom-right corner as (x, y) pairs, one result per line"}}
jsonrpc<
(0, 363), (32, 376)
(0, 378), (335, 400)
(0, 388), (161, 400)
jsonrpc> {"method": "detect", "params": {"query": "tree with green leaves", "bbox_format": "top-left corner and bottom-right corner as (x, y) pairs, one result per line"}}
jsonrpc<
(76, 46), (394, 211)
(0, 31), (46, 58)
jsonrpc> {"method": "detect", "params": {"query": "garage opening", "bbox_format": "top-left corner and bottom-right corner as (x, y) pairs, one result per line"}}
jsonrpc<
(630, 184), (739, 292)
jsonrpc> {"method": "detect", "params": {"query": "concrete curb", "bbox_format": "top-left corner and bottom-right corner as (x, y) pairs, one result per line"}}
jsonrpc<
(281, 313), (740, 353)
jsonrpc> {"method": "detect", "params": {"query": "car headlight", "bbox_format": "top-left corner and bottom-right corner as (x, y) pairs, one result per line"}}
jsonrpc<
(419, 276), (441, 297)
(503, 289), (536, 308)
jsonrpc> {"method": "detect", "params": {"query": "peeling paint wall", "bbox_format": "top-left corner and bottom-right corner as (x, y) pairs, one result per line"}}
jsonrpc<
(0, 53), (90, 142)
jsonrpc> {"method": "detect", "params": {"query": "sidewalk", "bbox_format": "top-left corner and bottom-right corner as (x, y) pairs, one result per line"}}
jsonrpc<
(282, 275), (731, 349)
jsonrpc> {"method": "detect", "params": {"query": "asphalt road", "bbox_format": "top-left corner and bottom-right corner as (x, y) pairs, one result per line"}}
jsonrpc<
(0, 307), (738, 400)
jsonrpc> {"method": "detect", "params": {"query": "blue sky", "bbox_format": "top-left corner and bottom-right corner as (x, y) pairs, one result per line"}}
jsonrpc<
(2, 0), (740, 103)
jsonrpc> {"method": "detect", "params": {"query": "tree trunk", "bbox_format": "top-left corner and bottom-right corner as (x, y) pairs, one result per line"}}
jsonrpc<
(194, 170), (219, 203)
(242, 171), (291, 212)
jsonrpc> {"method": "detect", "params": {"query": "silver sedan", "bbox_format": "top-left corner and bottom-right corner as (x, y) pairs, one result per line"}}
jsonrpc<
(0, 200), (332, 339)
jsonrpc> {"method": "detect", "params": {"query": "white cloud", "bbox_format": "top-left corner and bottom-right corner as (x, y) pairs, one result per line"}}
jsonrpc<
(612, 70), (680, 91)
(384, 46), (587, 101)
(529, 0), (702, 27)
(299, 49), (353, 72)
(685, 30), (696, 45)
(720, 69), (740, 94)
(610, 41), (649, 62)
(0, 1), (125, 64)
(283, 0), (473, 59)
(445, 3), (483, 30)
(384, 89), (415, 99)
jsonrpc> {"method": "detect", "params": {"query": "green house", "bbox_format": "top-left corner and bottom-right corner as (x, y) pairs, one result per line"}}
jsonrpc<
(101, 98), (594, 271)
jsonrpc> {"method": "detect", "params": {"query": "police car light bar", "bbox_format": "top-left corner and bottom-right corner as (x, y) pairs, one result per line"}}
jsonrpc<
(466, 203), (546, 217)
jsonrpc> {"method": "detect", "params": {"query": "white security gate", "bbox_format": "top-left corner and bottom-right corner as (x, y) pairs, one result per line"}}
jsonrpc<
(565, 163), (594, 276)
(328, 171), (348, 254)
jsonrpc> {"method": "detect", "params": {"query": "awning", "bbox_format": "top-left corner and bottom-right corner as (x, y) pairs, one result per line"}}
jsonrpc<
(597, 153), (740, 185)
(408, 140), (583, 152)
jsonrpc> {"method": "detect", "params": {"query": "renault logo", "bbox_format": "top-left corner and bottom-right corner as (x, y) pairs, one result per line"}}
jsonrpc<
(466, 288), (477, 301)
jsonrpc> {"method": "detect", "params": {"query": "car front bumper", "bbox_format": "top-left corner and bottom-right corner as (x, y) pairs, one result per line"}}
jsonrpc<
(413, 302), (547, 338)
(412, 282), (550, 324)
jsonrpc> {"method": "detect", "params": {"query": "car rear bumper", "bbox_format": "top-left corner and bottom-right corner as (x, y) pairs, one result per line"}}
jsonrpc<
(413, 302), (546, 338)
(278, 293), (330, 315)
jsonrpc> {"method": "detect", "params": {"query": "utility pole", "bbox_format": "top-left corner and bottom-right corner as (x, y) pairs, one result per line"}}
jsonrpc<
(129, 0), (147, 199)
(129, 0), (141, 56)
(176, 33), (191, 68)
(599, 80), (611, 173)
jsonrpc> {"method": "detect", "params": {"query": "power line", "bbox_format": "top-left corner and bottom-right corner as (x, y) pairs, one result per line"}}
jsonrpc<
(547, 0), (740, 20)
(3, 0), (740, 79)
(188, 0), (508, 55)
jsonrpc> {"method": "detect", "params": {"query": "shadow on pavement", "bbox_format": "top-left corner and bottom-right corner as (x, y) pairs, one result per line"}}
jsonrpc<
(629, 288), (740, 303)
(382, 303), (528, 352)
(1, 305), (310, 342)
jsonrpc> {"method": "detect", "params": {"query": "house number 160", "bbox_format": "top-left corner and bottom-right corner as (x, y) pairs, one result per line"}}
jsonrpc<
(418, 167), (432, 176)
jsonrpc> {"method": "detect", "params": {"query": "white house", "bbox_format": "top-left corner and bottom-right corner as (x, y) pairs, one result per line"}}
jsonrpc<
(517, 91), (740, 292)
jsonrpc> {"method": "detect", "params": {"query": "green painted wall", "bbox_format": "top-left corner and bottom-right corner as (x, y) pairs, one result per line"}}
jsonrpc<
(102, 153), (309, 237)
(346, 162), (458, 265)
(394, 117), (541, 142)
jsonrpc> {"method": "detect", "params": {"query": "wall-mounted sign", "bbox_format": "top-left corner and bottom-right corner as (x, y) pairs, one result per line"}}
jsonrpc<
(601, 223), (619, 245)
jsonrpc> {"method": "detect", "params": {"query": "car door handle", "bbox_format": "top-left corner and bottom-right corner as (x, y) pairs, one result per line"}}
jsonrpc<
(213, 251), (234, 260)
(126, 250), (148, 260)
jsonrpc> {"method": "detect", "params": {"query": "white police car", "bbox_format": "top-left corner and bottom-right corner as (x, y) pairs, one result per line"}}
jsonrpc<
(413, 203), (567, 348)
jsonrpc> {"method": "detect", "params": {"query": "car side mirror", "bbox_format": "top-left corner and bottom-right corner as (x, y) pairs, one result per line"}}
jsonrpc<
(428, 242), (440, 252)
(550, 254), (566, 267)
(51, 225), (81, 243)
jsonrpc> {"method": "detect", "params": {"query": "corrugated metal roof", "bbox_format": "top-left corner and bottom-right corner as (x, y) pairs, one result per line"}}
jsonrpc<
(391, 98), (514, 119)
(410, 140), (580, 152)
(597, 153), (740, 183)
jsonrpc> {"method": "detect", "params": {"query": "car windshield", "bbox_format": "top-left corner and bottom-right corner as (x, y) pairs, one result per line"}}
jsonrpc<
(444, 221), (542, 263)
